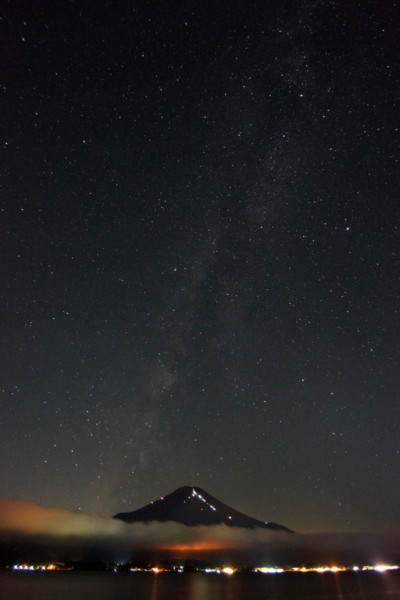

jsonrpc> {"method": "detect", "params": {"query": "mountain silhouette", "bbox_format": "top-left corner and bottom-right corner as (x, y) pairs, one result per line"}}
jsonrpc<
(113, 486), (293, 532)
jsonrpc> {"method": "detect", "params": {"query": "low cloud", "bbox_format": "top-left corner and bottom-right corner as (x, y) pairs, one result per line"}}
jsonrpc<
(0, 497), (123, 537)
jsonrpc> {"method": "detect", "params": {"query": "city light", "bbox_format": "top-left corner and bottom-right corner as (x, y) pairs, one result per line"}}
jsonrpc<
(9, 562), (400, 575)
(371, 565), (399, 573)
(221, 567), (235, 575)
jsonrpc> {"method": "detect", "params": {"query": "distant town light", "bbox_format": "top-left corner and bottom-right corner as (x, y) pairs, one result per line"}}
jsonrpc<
(222, 567), (235, 575)
(373, 564), (399, 572)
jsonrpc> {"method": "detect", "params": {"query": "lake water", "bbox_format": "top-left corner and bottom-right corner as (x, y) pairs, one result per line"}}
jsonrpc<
(1, 571), (400, 600)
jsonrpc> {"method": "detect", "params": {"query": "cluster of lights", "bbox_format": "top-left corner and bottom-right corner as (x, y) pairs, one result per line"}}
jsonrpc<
(146, 566), (237, 575)
(291, 566), (346, 573)
(130, 566), (185, 574)
(261, 565), (400, 574)
(202, 568), (221, 574)
(13, 564), (59, 571)
(191, 488), (217, 512)
(12, 562), (400, 575)
(131, 564), (400, 575)
(361, 565), (399, 573)
(141, 564), (400, 575)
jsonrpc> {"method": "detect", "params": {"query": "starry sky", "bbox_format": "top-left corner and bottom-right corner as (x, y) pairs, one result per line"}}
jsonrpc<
(2, 0), (399, 534)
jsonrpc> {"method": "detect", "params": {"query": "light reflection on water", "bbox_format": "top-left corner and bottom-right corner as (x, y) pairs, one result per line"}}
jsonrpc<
(0, 571), (399, 600)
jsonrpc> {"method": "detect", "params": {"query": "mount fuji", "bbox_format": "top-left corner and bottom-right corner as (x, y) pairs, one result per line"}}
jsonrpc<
(113, 486), (293, 532)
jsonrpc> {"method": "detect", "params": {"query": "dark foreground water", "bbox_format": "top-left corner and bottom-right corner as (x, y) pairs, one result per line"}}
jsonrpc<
(1, 571), (400, 600)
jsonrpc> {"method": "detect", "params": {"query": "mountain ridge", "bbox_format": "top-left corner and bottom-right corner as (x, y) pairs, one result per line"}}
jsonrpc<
(113, 485), (293, 532)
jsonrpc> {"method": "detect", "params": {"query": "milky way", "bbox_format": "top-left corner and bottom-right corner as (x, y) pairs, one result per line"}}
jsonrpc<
(2, 1), (399, 533)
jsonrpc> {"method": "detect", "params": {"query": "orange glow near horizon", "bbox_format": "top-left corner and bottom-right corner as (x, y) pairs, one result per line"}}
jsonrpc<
(151, 540), (232, 553)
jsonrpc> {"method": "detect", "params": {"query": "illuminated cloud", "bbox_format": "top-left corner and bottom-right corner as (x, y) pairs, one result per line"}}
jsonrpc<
(0, 497), (124, 537)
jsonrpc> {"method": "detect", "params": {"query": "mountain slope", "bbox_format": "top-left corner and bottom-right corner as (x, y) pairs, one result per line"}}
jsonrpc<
(113, 486), (293, 532)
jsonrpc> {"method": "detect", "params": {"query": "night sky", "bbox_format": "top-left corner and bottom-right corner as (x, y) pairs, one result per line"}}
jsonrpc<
(2, 0), (399, 534)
